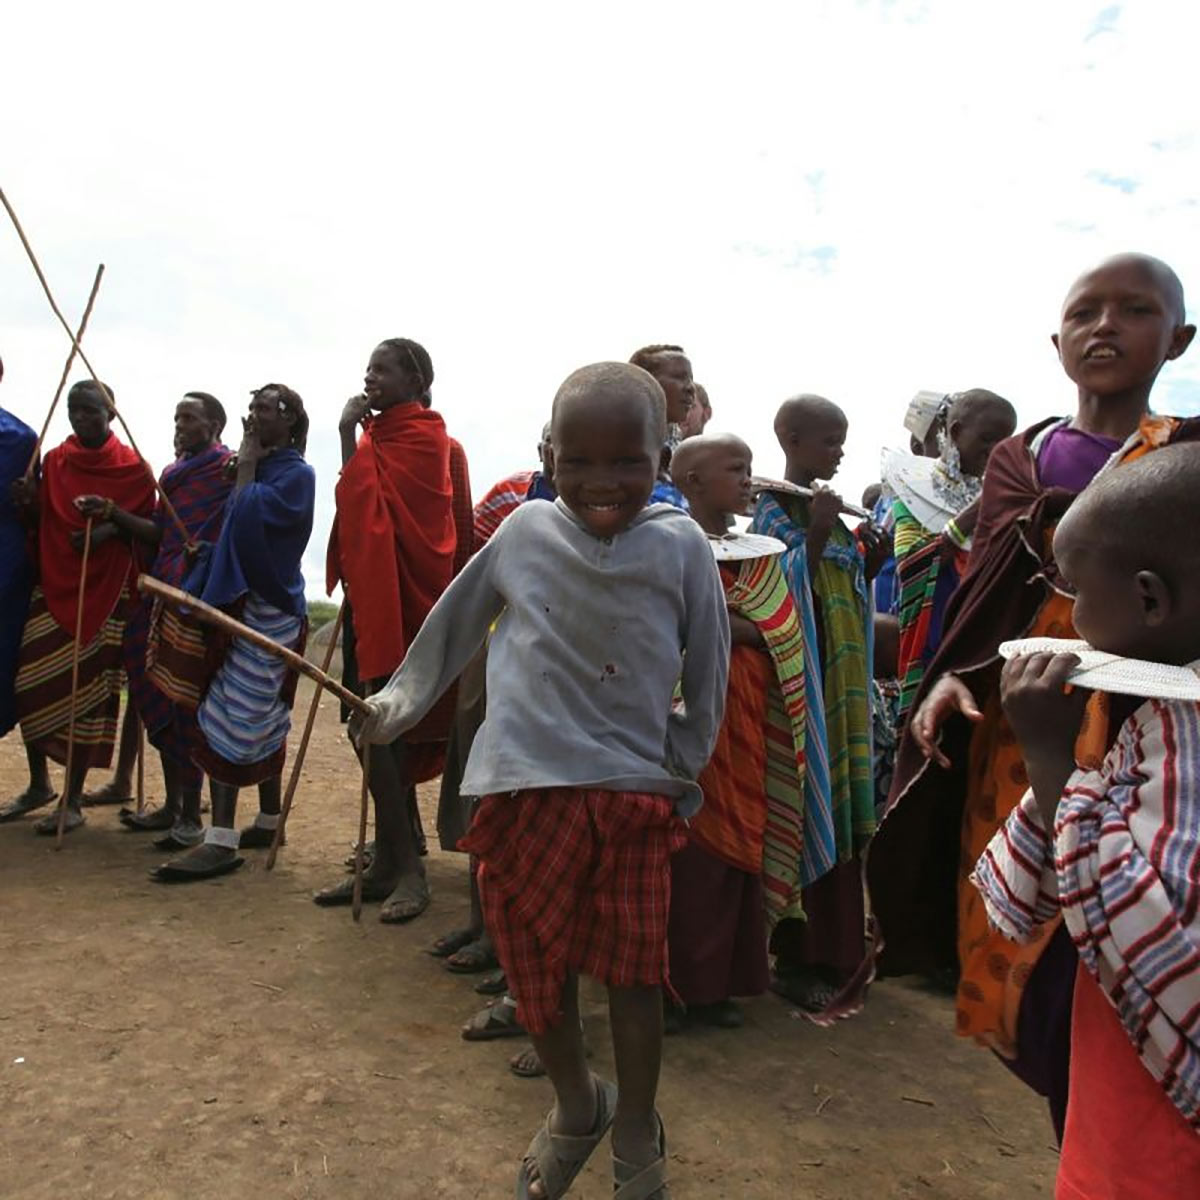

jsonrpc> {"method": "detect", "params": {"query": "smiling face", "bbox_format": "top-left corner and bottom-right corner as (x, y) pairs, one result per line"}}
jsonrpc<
(1052, 258), (1194, 398)
(67, 386), (112, 448)
(549, 399), (660, 538)
(363, 343), (423, 410)
(646, 352), (695, 425)
(174, 398), (217, 456)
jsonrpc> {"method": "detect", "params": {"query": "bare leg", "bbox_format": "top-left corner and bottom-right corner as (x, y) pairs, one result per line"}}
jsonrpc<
(149, 777), (242, 879)
(238, 776), (282, 848)
(608, 984), (665, 1173)
(524, 975), (596, 1200)
(369, 742), (429, 921)
(84, 703), (139, 803)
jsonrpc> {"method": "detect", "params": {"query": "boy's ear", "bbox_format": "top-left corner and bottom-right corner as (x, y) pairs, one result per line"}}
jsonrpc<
(1166, 323), (1197, 362)
(1050, 332), (1062, 360)
(1136, 569), (1172, 627)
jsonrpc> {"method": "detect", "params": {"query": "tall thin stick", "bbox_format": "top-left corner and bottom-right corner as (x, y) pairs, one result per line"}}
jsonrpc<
(55, 516), (92, 848)
(137, 576), (370, 715)
(0, 187), (190, 546)
(26, 263), (105, 478)
(135, 719), (145, 815)
(266, 600), (346, 871)
(352, 743), (371, 922)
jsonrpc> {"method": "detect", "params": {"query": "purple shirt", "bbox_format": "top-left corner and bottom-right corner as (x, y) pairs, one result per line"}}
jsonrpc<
(1036, 425), (1123, 492)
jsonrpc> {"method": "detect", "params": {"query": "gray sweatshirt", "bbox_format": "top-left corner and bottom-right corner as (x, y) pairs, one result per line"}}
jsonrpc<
(360, 498), (730, 816)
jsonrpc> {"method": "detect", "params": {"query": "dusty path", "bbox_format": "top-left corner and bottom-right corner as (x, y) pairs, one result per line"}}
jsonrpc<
(0, 680), (1057, 1198)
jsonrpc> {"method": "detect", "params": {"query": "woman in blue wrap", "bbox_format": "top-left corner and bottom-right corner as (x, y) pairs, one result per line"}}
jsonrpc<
(150, 384), (314, 881)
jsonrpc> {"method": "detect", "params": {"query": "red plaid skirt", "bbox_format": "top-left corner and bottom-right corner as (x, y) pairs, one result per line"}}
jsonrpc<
(461, 788), (687, 1034)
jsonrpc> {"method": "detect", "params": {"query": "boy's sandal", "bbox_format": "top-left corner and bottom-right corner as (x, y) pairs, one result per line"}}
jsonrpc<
(428, 928), (477, 958)
(446, 941), (498, 974)
(613, 1115), (669, 1200)
(515, 1076), (617, 1200)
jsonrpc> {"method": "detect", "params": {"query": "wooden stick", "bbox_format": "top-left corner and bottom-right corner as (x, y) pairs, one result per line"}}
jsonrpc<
(137, 575), (370, 715)
(266, 600), (346, 870)
(55, 517), (93, 848)
(26, 264), (105, 478)
(136, 719), (145, 815)
(750, 475), (873, 521)
(0, 187), (190, 546)
(352, 743), (370, 922)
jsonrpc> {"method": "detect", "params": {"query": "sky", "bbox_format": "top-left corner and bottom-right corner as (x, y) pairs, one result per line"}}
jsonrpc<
(3, 0), (1198, 595)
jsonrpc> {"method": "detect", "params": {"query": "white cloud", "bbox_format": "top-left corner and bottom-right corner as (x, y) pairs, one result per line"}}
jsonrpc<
(2, 0), (1198, 591)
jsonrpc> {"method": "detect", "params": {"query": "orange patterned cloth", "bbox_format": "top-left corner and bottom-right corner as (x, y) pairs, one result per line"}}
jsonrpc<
(690, 646), (772, 873)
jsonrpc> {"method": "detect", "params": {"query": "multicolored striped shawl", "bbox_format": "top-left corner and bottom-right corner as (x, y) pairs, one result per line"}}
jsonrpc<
(892, 498), (966, 718)
(751, 492), (876, 883)
(724, 553), (808, 923)
(972, 696), (1200, 1129)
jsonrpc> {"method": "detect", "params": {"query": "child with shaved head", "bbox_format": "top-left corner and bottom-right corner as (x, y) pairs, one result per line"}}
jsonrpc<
(665, 435), (807, 1031)
(750, 395), (889, 1011)
(356, 363), (729, 1199)
(865, 252), (1198, 1140)
(973, 444), (1200, 1194)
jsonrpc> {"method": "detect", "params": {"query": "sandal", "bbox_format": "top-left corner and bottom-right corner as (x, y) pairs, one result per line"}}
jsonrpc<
(446, 940), (498, 974)
(613, 1115), (669, 1199)
(428, 928), (478, 958)
(379, 877), (430, 924)
(33, 807), (85, 836)
(120, 806), (177, 832)
(770, 969), (838, 1014)
(516, 1076), (617, 1199)
(461, 996), (526, 1042)
(80, 783), (133, 808)
(312, 876), (394, 907)
(0, 789), (58, 822)
(476, 969), (508, 996)
(151, 844), (244, 882)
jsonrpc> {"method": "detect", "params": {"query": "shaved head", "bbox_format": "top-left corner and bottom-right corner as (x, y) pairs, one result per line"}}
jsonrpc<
(1065, 253), (1187, 323)
(773, 394), (846, 438)
(670, 432), (752, 485)
(551, 362), (667, 447)
(1061, 443), (1200, 578)
(947, 389), (1016, 427)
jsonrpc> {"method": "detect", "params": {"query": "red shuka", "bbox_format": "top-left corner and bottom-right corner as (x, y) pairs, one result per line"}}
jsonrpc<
(326, 404), (456, 682)
(39, 434), (156, 644)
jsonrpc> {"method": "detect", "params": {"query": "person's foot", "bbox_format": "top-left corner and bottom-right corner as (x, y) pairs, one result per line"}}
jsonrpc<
(509, 1045), (545, 1079)
(770, 967), (839, 1013)
(80, 780), (134, 808)
(119, 805), (177, 832)
(446, 935), (498, 974)
(153, 820), (205, 851)
(33, 805), (85, 836)
(379, 872), (430, 924)
(611, 1113), (668, 1200)
(461, 995), (527, 1041)
(475, 969), (508, 996)
(312, 866), (396, 907)
(238, 822), (283, 850)
(0, 786), (58, 822)
(427, 927), (478, 958)
(151, 843), (243, 882)
(519, 1076), (616, 1200)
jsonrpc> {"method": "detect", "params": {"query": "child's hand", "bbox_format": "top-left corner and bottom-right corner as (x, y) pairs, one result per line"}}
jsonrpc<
(809, 486), (842, 533)
(1000, 652), (1087, 768)
(859, 522), (890, 580)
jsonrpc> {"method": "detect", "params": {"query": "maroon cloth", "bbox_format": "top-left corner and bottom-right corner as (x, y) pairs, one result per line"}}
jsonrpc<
(772, 859), (867, 977)
(463, 788), (687, 1034)
(668, 840), (769, 1005)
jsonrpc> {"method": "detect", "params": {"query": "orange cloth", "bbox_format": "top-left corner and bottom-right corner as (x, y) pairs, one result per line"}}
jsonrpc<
(691, 645), (772, 872)
(1056, 965), (1200, 1199)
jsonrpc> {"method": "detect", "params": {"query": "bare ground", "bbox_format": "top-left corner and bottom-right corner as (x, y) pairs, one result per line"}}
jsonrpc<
(0, 679), (1058, 1198)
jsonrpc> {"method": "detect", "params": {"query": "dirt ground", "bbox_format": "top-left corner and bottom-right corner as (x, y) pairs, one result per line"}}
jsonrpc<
(0, 679), (1059, 1198)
